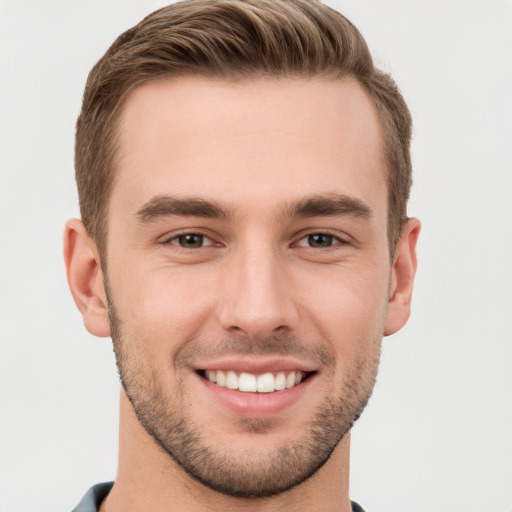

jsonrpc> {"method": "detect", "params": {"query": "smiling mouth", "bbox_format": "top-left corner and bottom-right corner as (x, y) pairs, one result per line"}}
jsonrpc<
(198, 370), (315, 393)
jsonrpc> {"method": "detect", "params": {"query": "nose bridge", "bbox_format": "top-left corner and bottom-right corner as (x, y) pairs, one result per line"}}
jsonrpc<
(219, 236), (297, 339)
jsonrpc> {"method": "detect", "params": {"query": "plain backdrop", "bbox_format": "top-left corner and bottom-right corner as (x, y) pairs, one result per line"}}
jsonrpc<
(1, 1), (511, 511)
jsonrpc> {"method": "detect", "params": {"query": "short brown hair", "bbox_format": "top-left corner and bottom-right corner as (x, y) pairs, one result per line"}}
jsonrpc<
(75, 0), (412, 257)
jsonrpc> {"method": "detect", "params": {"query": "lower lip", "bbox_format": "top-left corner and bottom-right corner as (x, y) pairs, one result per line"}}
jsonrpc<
(197, 373), (315, 417)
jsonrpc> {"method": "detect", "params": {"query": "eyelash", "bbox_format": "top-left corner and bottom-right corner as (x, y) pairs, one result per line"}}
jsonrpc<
(162, 230), (348, 250)
(293, 231), (348, 249)
(162, 231), (217, 249)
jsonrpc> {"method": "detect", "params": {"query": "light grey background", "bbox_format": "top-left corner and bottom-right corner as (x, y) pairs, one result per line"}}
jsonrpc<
(1, 1), (511, 511)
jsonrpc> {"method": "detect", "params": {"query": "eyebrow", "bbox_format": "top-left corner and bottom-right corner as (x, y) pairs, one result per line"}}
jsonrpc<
(136, 195), (231, 222)
(285, 194), (372, 220)
(135, 193), (372, 224)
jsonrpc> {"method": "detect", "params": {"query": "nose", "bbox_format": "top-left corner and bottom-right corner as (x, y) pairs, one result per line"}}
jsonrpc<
(218, 243), (299, 341)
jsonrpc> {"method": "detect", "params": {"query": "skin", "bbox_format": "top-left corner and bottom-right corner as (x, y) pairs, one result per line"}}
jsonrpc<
(64, 76), (420, 512)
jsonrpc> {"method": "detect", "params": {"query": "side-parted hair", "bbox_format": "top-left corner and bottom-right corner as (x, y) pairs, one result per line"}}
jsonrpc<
(75, 0), (412, 257)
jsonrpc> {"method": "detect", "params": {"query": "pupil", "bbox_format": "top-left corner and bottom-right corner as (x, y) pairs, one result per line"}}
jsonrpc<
(308, 234), (332, 248)
(179, 234), (203, 248)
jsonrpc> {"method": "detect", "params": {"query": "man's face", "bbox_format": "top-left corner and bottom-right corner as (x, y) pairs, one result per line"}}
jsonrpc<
(104, 76), (392, 497)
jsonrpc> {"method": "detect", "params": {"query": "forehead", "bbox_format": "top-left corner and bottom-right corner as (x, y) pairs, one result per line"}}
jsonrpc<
(112, 76), (387, 222)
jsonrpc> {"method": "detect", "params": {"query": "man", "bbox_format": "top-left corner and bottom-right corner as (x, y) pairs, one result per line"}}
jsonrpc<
(64, 1), (420, 510)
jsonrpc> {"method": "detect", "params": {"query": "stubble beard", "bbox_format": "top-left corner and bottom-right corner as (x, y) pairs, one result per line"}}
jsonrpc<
(107, 294), (382, 498)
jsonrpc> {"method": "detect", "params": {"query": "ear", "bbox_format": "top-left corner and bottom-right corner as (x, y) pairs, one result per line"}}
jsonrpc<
(63, 219), (111, 337)
(384, 218), (421, 336)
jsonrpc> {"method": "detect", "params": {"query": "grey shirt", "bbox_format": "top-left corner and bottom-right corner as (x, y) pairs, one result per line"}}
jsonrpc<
(72, 482), (366, 511)
(72, 483), (113, 512)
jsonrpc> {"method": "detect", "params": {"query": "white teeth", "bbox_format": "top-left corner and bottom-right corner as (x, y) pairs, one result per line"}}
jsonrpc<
(239, 372), (257, 392)
(226, 370), (238, 390)
(204, 370), (306, 393)
(257, 373), (274, 393)
(285, 372), (296, 389)
(275, 372), (286, 390)
(216, 370), (226, 387)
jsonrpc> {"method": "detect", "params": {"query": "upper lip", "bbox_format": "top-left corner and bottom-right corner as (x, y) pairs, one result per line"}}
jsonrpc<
(194, 357), (318, 374)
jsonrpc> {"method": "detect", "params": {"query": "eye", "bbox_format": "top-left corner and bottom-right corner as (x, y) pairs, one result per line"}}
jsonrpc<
(167, 233), (216, 249)
(295, 233), (345, 248)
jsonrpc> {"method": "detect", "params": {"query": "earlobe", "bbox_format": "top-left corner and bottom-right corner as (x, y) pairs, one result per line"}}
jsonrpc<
(63, 219), (111, 338)
(384, 218), (421, 336)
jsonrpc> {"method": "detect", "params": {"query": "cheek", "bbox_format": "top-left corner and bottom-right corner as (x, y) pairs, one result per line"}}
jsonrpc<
(295, 264), (388, 360)
(110, 263), (219, 355)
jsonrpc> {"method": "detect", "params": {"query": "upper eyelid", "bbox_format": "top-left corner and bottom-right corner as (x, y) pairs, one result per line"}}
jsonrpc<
(293, 230), (349, 245)
(160, 230), (217, 246)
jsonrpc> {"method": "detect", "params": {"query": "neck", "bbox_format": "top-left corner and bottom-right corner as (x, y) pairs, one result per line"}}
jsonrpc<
(101, 391), (353, 512)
